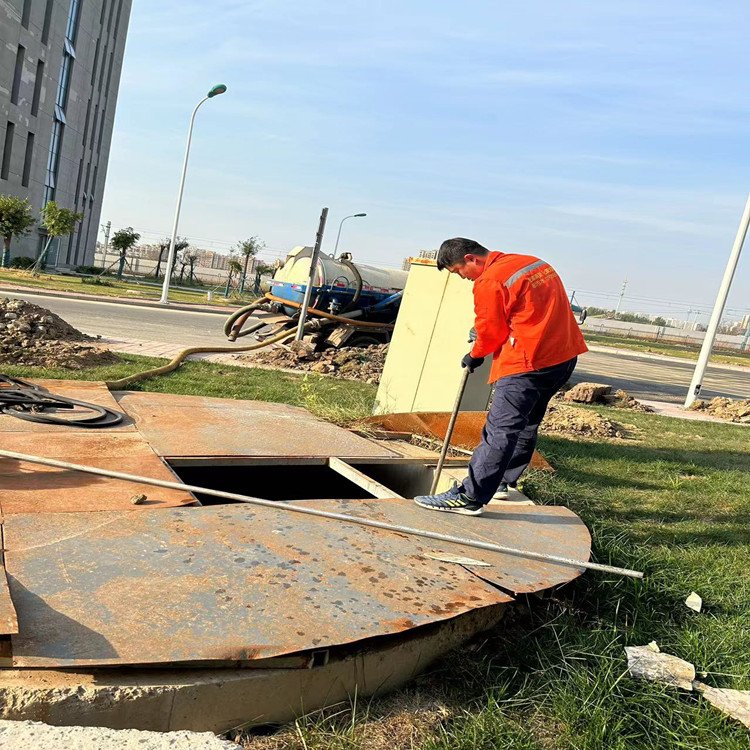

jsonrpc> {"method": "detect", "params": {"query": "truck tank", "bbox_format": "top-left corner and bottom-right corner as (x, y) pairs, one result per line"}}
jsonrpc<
(269, 246), (407, 323)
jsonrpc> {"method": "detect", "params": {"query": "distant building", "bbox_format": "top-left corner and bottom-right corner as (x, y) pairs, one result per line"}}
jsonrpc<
(0, 0), (133, 267)
(402, 249), (436, 270)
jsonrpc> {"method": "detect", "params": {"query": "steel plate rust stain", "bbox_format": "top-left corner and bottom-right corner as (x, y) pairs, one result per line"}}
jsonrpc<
(365, 412), (553, 470)
(293, 499), (591, 595)
(114, 392), (398, 459)
(0, 433), (195, 514)
(3, 505), (510, 668)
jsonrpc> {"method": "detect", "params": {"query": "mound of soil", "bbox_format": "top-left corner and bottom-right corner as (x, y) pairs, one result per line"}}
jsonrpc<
(541, 402), (624, 438)
(0, 297), (117, 369)
(247, 341), (388, 384)
(562, 382), (652, 412)
(689, 397), (750, 423)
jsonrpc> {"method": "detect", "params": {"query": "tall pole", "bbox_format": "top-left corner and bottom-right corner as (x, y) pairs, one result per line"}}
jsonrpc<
(614, 278), (628, 315)
(332, 212), (366, 258)
(296, 207), (329, 341)
(101, 221), (111, 270)
(160, 84), (226, 305)
(684, 193), (750, 407)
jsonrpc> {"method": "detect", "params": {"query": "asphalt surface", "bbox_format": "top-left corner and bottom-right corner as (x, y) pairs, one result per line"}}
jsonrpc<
(4, 290), (749, 403)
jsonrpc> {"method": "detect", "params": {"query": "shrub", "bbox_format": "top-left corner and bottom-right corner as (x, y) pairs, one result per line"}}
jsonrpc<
(9, 256), (34, 269)
(74, 264), (103, 275)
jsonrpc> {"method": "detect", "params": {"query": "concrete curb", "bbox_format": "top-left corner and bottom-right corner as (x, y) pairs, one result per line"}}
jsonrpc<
(0, 283), (244, 316)
(586, 345), (750, 373)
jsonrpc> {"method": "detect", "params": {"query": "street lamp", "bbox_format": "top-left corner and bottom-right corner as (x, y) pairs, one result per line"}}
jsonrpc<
(332, 213), (366, 258)
(159, 84), (227, 304)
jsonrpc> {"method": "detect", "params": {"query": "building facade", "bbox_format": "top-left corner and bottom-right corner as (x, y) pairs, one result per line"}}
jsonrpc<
(0, 0), (132, 267)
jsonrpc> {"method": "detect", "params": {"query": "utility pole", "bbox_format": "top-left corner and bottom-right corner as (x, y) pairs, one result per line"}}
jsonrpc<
(101, 221), (111, 270)
(614, 279), (628, 315)
(685, 193), (750, 407)
(296, 207), (329, 341)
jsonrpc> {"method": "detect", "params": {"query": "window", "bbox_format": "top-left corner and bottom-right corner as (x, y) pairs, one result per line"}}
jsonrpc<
(105, 51), (115, 96)
(21, 0), (32, 29)
(56, 53), (73, 113)
(82, 99), (91, 145)
(31, 60), (44, 117)
(98, 44), (108, 89)
(44, 120), (64, 201)
(74, 158), (84, 206)
(11, 46), (26, 106)
(113, 0), (124, 36)
(66, 0), (81, 45)
(22, 132), (35, 187)
(1, 123), (15, 181)
(41, 0), (54, 45)
(97, 107), (106, 151)
(90, 39), (100, 85)
(100, 0), (107, 25)
(90, 105), (98, 148)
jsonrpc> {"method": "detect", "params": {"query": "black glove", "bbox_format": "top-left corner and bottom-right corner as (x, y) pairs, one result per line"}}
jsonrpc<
(461, 352), (484, 373)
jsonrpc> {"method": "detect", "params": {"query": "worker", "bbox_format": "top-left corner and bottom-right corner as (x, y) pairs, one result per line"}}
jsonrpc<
(414, 238), (588, 515)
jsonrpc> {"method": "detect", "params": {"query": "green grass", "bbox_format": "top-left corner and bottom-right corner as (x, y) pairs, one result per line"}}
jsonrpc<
(584, 329), (750, 368)
(4, 357), (750, 749)
(0, 267), (256, 307)
(0, 353), (377, 425)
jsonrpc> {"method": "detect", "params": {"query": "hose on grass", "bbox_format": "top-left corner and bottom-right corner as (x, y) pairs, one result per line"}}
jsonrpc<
(105, 324), (295, 390)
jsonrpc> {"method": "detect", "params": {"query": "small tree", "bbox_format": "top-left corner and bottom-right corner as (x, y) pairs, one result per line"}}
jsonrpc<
(31, 201), (83, 276)
(234, 236), (265, 293)
(0, 195), (35, 268)
(224, 258), (243, 297)
(110, 227), (141, 279)
(154, 236), (188, 278)
(183, 249), (199, 284)
(253, 260), (275, 294)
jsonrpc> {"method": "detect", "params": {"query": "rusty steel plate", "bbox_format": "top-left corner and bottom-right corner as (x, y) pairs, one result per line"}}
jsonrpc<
(3, 504), (509, 668)
(294, 499), (591, 595)
(365, 412), (553, 471)
(0, 433), (195, 514)
(114, 392), (397, 459)
(0, 380), (134, 434)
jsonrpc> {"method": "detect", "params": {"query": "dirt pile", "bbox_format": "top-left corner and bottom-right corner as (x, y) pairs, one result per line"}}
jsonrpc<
(542, 402), (623, 438)
(690, 397), (750, 423)
(563, 382), (652, 412)
(0, 297), (117, 369)
(247, 341), (388, 383)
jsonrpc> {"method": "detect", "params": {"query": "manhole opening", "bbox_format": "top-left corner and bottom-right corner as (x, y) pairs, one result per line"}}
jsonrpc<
(170, 464), (376, 503)
(351, 463), (442, 498)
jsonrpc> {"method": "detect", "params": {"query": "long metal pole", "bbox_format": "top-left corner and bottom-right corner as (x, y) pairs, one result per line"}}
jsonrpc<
(0, 449), (643, 578)
(295, 207), (329, 341)
(159, 97), (208, 305)
(684, 193), (750, 407)
(430, 367), (471, 494)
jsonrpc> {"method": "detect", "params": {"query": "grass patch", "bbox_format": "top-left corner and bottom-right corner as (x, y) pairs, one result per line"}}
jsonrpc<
(0, 267), (257, 307)
(0, 354), (377, 425)
(583, 330), (750, 368)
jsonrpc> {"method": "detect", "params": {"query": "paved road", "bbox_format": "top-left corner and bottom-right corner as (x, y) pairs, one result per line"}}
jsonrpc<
(4, 291), (749, 403)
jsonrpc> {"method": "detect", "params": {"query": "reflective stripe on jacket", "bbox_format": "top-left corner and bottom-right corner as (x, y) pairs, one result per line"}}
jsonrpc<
(469, 251), (588, 382)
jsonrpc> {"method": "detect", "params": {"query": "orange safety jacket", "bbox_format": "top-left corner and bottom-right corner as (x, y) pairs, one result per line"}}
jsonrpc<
(470, 251), (588, 382)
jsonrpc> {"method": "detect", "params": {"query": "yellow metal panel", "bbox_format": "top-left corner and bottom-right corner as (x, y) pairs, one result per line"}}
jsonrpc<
(375, 263), (492, 414)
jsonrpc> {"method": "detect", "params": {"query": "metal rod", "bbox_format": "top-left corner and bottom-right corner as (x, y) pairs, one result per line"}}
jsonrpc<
(684, 193), (750, 407)
(0, 449), (643, 579)
(296, 207), (329, 341)
(430, 367), (471, 494)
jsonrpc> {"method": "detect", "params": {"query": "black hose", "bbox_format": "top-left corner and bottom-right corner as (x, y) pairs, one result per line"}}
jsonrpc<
(0, 376), (124, 427)
(339, 253), (363, 313)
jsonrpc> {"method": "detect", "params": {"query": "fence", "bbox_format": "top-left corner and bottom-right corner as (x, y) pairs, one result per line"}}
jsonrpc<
(582, 319), (750, 352)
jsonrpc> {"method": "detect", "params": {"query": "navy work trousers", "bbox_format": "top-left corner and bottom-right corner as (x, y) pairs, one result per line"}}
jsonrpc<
(462, 357), (578, 505)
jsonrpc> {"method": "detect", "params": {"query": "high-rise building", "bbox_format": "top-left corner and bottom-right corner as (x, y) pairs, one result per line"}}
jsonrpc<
(0, 0), (132, 267)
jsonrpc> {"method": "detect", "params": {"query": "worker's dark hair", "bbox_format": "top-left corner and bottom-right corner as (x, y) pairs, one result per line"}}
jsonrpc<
(436, 238), (490, 271)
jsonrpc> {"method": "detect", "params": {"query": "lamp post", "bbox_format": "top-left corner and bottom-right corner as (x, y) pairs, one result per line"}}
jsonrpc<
(159, 84), (227, 305)
(332, 213), (366, 258)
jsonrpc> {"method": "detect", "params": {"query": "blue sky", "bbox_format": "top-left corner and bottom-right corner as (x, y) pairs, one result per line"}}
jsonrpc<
(101, 1), (750, 322)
